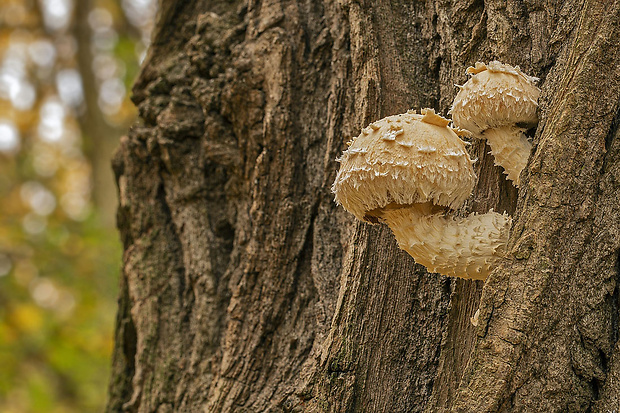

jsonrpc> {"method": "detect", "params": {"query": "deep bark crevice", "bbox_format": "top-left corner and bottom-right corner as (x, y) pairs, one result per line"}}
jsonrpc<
(604, 106), (620, 154)
(612, 251), (620, 346)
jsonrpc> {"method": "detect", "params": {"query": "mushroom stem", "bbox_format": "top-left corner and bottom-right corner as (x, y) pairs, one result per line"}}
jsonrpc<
(482, 126), (532, 187)
(381, 203), (512, 280)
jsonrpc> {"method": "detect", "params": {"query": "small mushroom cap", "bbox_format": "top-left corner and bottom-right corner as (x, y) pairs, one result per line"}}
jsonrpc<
(450, 61), (540, 135)
(332, 109), (476, 222)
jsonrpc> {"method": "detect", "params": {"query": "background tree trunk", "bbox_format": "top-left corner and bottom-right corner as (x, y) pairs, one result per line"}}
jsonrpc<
(74, 0), (126, 226)
(106, 0), (620, 411)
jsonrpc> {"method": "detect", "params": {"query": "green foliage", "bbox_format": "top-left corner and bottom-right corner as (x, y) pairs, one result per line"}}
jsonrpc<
(0, 0), (156, 411)
(0, 214), (121, 412)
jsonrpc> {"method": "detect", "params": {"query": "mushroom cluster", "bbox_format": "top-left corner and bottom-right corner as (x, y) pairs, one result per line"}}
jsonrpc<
(332, 62), (540, 280)
(451, 61), (540, 186)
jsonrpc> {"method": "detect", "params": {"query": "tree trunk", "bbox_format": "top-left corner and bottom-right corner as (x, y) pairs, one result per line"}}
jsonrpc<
(74, 0), (124, 226)
(106, 0), (620, 412)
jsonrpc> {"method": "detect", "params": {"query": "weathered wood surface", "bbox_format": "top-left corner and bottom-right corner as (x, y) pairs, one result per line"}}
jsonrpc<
(106, 0), (620, 411)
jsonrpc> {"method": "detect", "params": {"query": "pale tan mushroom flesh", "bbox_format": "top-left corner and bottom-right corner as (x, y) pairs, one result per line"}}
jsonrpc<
(333, 109), (475, 222)
(381, 203), (511, 280)
(482, 126), (532, 184)
(333, 109), (511, 280)
(451, 61), (540, 186)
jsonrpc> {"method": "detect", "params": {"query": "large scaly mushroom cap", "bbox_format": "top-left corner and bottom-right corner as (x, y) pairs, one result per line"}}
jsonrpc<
(332, 109), (475, 222)
(450, 61), (540, 135)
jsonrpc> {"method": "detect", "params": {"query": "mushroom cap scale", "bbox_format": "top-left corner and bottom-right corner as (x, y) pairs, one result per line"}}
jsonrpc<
(450, 61), (540, 135)
(332, 109), (476, 222)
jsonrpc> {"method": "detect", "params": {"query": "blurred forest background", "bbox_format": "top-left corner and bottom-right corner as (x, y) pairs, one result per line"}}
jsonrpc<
(0, 0), (156, 411)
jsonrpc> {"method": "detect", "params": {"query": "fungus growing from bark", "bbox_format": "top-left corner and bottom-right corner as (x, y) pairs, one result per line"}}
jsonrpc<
(332, 109), (511, 280)
(450, 61), (540, 186)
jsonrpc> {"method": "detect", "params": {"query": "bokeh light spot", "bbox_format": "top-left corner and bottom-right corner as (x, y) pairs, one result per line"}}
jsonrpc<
(38, 98), (66, 142)
(56, 68), (84, 107)
(88, 8), (114, 32)
(40, 0), (74, 31)
(30, 277), (60, 309)
(0, 120), (20, 152)
(22, 213), (47, 235)
(28, 40), (57, 68)
(20, 181), (57, 216)
(98, 77), (125, 115)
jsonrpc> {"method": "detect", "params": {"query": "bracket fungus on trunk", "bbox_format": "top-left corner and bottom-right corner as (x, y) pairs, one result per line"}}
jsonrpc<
(450, 61), (540, 186)
(332, 109), (511, 280)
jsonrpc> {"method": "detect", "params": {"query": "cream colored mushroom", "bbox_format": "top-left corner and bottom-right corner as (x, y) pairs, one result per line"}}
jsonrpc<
(450, 61), (540, 186)
(332, 109), (511, 280)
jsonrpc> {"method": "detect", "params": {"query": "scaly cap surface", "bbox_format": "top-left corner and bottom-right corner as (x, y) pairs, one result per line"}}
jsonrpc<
(451, 61), (540, 134)
(332, 109), (476, 222)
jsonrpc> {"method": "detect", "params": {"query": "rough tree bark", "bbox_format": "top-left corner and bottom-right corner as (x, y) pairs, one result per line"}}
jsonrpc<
(106, 0), (620, 412)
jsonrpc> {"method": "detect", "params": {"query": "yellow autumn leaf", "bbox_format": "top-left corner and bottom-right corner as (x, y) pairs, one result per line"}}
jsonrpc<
(11, 303), (44, 333)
